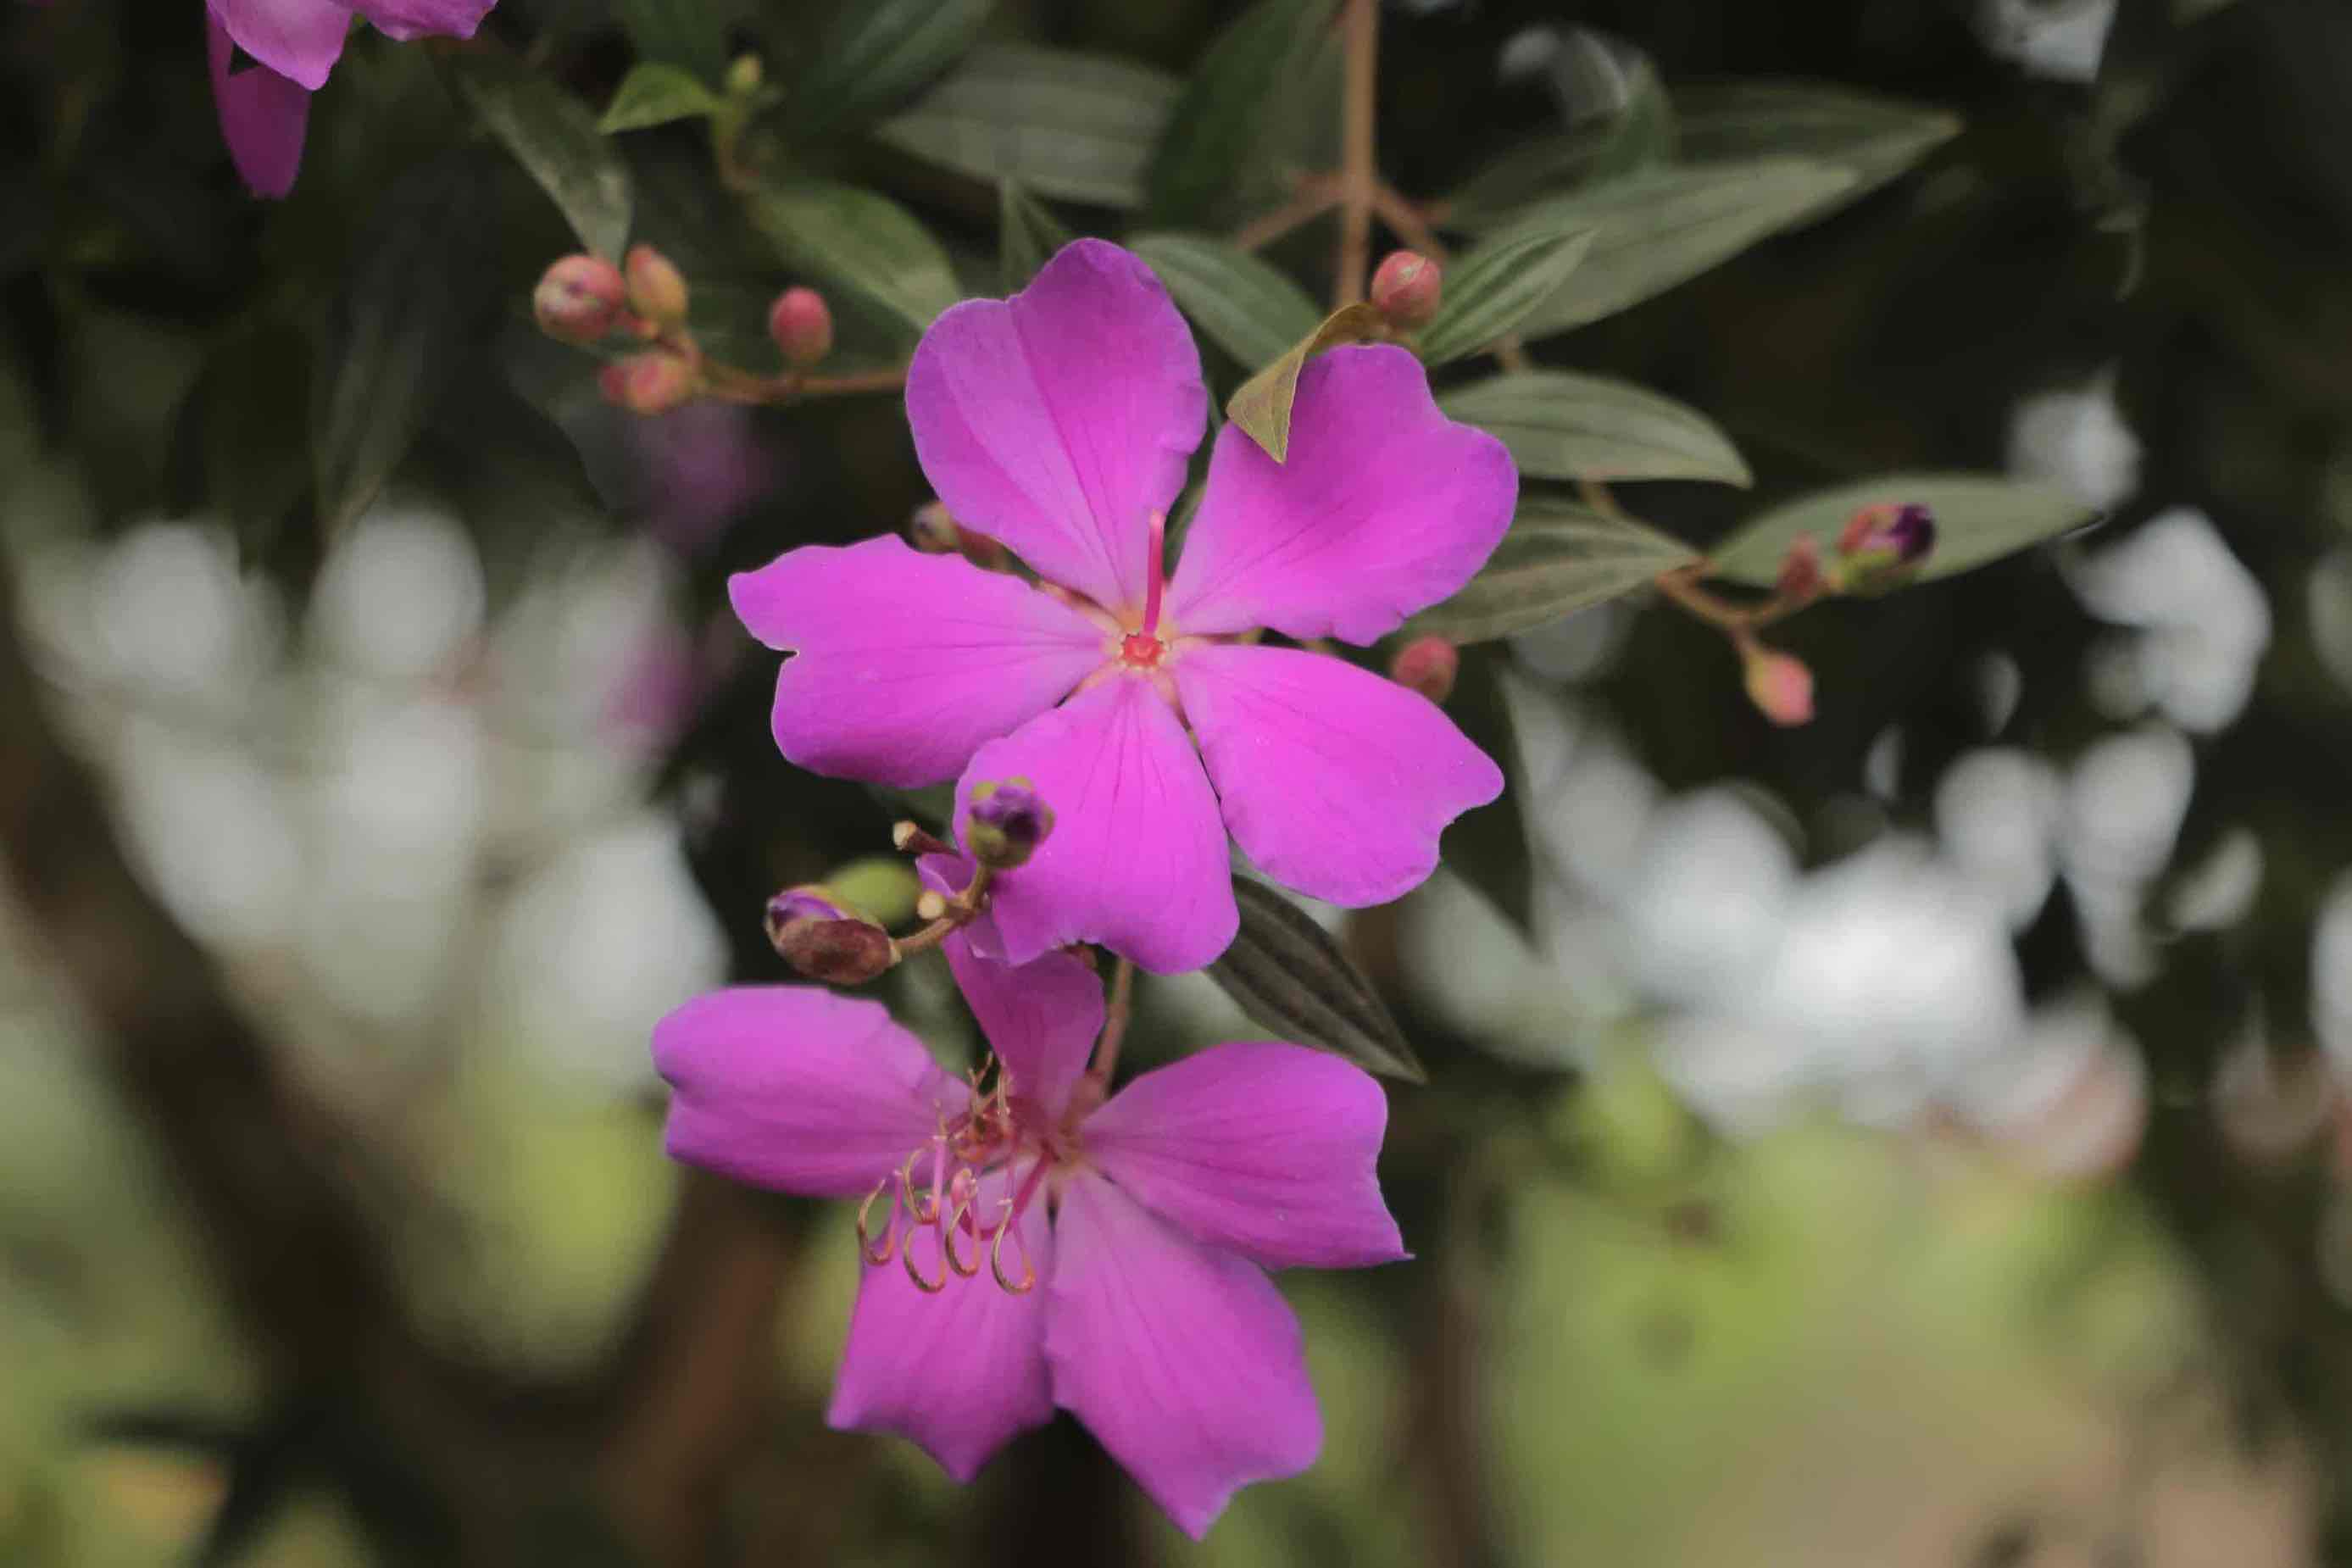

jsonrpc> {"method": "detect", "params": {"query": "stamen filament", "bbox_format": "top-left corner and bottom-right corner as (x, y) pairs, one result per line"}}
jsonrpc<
(855, 1176), (898, 1265)
(1142, 509), (1167, 637)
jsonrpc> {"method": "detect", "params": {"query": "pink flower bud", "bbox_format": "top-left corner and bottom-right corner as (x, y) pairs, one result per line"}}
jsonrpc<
(1832, 502), (1936, 594)
(534, 254), (626, 343)
(1388, 634), (1460, 703)
(1773, 533), (1825, 603)
(765, 884), (897, 985)
(1741, 646), (1814, 727)
(768, 286), (834, 368)
(965, 778), (1054, 870)
(598, 352), (696, 415)
(1370, 250), (1442, 329)
(623, 243), (690, 326)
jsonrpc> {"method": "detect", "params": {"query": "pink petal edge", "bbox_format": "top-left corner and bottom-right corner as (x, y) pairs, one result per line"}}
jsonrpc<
(207, 14), (313, 198)
(945, 937), (1104, 1124)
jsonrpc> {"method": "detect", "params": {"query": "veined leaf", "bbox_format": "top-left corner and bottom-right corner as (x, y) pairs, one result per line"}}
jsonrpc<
(876, 45), (1182, 209)
(1674, 80), (1960, 216)
(1415, 223), (1595, 364)
(998, 181), (1073, 292)
(747, 179), (961, 337)
(1405, 501), (1699, 643)
(1144, 0), (1343, 229)
(1437, 53), (1671, 227)
(454, 52), (632, 259)
(1207, 880), (1426, 1083)
(789, 0), (993, 136)
(599, 63), (722, 133)
(1129, 232), (1321, 371)
(1708, 473), (2098, 587)
(1224, 301), (1383, 462)
(1439, 370), (1749, 487)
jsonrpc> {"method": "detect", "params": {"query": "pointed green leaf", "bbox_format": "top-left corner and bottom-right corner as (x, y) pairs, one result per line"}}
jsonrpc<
(1440, 645), (1533, 934)
(1406, 501), (1699, 643)
(789, 0), (993, 136)
(1439, 370), (1749, 487)
(1144, 0), (1343, 229)
(1674, 80), (1960, 216)
(1224, 301), (1383, 462)
(998, 181), (1073, 292)
(1129, 232), (1321, 371)
(454, 53), (633, 259)
(1437, 54), (1673, 227)
(1487, 158), (1857, 337)
(599, 63), (722, 132)
(1207, 879), (1426, 1083)
(746, 179), (961, 337)
(876, 45), (1182, 209)
(1708, 474), (2098, 587)
(1415, 224), (1597, 364)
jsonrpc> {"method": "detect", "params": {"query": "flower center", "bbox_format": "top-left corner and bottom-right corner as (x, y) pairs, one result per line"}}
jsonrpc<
(855, 1059), (1053, 1294)
(1120, 631), (1165, 668)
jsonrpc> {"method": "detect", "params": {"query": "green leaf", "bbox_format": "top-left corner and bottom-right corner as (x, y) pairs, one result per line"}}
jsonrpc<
(1438, 370), (1749, 487)
(746, 180), (962, 337)
(615, 0), (731, 81)
(1437, 54), (1673, 227)
(789, 0), (993, 136)
(1708, 474), (2098, 587)
(875, 45), (1182, 209)
(1485, 158), (1857, 338)
(1440, 645), (1533, 934)
(454, 52), (632, 259)
(1224, 301), (1383, 462)
(1128, 232), (1321, 371)
(1143, 0), (1343, 230)
(599, 63), (722, 133)
(1405, 501), (1699, 644)
(312, 160), (500, 538)
(176, 320), (313, 553)
(1673, 80), (1960, 218)
(1207, 880), (1426, 1083)
(1415, 223), (1597, 364)
(998, 181), (1073, 292)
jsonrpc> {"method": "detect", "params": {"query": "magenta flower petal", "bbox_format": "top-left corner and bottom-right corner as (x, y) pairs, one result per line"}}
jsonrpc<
(955, 678), (1237, 974)
(828, 1194), (1055, 1482)
(1166, 345), (1516, 643)
(207, 14), (312, 198)
(1084, 1041), (1405, 1270)
(348, 0), (497, 40)
(1046, 1175), (1321, 1538)
(653, 987), (954, 1198)
(208, 0), (352, 92)
(906, 239), (1207, 620)
(1171, 644), (1502, 908)
(730, 537), (1108, 789)
(945, 938), (1103, 1122)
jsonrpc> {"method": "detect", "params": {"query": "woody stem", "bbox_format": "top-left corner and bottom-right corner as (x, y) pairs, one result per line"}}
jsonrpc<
(892, 863), (998, 960)
(1334, 0), (1380, 306)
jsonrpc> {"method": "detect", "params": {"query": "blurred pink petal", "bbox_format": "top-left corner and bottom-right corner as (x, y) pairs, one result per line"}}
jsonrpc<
(730, 537), (1107, 789)
(955, 678), (1237, 974)
(907, 239), (1206, 620)
(207, 14), (312, 198)
(1086, 1041), (1406, 1270)
(946, 938), (1103, 1122)
(348, 0), (496, 40)
(1172, 644), (1502, 907)
(652, 987), (954, 1198)
(1045, 1175), (1321, 1538)
(1168, 345), (1516, 643)
(208, 0), (349, 92)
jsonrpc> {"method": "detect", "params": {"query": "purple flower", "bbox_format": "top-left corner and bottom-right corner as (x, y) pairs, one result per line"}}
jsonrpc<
(205, 0), (499, 198)
(730, 240), (1517, 975)
(651, 936), (1405, 1537)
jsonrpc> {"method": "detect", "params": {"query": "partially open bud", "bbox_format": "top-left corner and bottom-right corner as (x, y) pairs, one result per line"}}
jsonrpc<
(765, 885), (897, 985)
(1741, 645), (1815, 727)
(534, 254), (626, 343)
(1833, 502), (1936, 594)
(1388, 635), (1460, 703)
(598, 352), (696, 415)
(1773, 533), (1826, 603)
(624, 243), (690, 327)
(767, 286), (833, 368)
(1371, 250), (1442, 329)
(965, 779), (1054, 870)
(908, 500), (959, 553)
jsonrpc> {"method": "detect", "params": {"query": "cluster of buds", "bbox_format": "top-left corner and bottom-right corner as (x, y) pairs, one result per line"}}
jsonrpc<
(1370, 249), (1442, 331)
(1732, 500), (1937, 726)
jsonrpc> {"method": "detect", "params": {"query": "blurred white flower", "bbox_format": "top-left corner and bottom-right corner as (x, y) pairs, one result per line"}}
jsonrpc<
(1977, 0), (2116, 83)
(2067, 508), (2270, 733)
(2007, 372), (2140, 510)
(1935, 747), (2062, 930)
(310, 503), (485, 681)
(90, 522), (278, 709)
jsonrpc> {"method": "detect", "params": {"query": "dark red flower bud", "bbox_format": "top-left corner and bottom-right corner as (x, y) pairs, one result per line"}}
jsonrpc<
(1388, 635), (1460, 703)
(768, 286), (834, 368)
(1773, 533), (1826, 603)
(765, 884), (897, 985)
(598, 352), (696, 415)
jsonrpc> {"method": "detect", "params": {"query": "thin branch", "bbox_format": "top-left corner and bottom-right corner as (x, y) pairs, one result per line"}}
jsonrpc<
(1333, 0), (1381, 305)
(1233, 175), (1342, 253)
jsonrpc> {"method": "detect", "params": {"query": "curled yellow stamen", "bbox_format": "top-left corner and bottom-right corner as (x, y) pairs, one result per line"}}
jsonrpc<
(991, 1199), (1037, 1295)
(903, 1220), (948, 1293)
(854, 1176), (897, 1265)
(942, 1188), (982, 1279)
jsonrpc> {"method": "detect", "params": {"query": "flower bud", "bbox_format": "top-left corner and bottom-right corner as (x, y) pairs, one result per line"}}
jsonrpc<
(965, 778), (1054, 870)
(1772, 533), (1825, 603)
(725, 53), (764, 96)
(908, 500), (959, 553)
(624, 243), (690, 327)
(1370, 250), (1442, 329)
(1741, 646), (1814, 727)
(598, 352), (696, 415)
(1388, 634), (1460, 703)
(534, 253), (626, 343)
(1833, 502), (1936, 594)
(767, 286), (833, 368)
(765, 885), (897, 985)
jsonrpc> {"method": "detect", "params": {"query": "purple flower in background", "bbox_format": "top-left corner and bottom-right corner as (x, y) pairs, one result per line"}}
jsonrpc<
(731, 240), (1516, 975)
(651, 940), (1405, 1537)
(205, 0), (499, 197)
